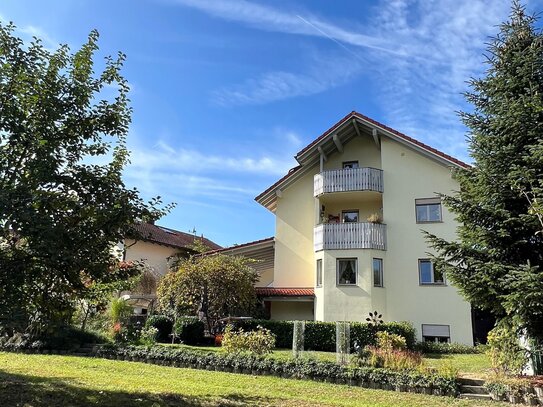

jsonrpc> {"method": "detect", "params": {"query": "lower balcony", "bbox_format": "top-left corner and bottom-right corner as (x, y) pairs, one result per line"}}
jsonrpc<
(314, 222), (387, 251)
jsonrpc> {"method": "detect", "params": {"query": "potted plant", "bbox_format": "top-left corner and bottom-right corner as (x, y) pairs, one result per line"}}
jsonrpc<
(366, 213), (382, 224)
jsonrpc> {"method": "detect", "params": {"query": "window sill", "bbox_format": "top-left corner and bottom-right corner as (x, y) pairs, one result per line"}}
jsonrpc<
(416, 220), (443, 224)
(419, 283), (446, 287)
(337, 283), (357, 287)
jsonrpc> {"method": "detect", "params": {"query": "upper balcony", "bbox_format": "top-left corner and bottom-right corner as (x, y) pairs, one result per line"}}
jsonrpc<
(314, 167), (383, 197)
(314, 222), (387, 251)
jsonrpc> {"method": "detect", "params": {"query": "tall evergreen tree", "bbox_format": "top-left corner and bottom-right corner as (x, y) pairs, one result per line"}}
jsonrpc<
(427, 1), (543, 341)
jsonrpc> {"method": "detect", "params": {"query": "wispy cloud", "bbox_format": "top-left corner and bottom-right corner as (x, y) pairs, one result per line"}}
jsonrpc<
(212, 53), (364, 106)
(174, 0), (511, 160)
(122, 134), (298, 202)
(367, 0), (510, 160)
(132, 140), (295, 176)
(172, 0), (395, 54)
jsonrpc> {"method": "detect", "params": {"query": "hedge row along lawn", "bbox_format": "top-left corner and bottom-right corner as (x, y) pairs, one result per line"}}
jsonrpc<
(165, 344), (493, 376)
(0, 352), (505, 407)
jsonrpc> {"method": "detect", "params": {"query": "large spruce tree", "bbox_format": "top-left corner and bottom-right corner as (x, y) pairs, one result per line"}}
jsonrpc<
(427, 1), (543, 341)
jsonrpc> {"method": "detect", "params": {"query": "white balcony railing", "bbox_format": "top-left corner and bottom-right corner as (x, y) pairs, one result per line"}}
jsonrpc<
(314, 222), (387, 251)
(314, 167), (383, 197)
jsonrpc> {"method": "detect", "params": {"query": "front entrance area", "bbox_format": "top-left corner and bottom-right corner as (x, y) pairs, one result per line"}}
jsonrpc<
(256, 287), (315, 321)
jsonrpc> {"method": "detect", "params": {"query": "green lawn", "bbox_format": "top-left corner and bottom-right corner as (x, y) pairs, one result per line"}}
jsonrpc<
(163, 344), (491, 376)
(0, 352), (504, 407)
(424, 353), (492, 376)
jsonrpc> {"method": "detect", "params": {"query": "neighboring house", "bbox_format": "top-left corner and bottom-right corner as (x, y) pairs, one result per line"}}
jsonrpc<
(224, 111), (476, 345)
(122, 222), (221, 314)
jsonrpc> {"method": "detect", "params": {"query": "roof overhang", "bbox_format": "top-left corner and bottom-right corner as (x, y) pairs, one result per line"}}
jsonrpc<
(203, 237), (275, 272)
(255, 111), (469, 213)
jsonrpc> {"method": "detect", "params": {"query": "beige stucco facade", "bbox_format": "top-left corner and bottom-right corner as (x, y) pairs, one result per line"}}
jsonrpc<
(256, 113), (474, 345)
(124, 239), (180, 277)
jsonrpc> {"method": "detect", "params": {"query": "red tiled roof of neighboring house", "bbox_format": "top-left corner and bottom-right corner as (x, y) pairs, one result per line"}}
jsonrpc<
(203, 236), (274, 255)
(129, 222), (222, 251)
(255, 111), (469, 203)
(255, 287), (314, 297)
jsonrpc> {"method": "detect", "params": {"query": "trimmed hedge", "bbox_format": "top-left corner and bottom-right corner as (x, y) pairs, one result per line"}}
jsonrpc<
(174, 317), (204, 345)
(414, 342), (484, 355)
(237, 320), (416, 352)
(93, 344), (458, 396)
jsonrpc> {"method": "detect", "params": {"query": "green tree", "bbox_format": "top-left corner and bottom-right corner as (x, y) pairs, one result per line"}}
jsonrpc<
(157, 253), (258, 333)
(426, 2), (543, 341)
(0, 23), (170, 336)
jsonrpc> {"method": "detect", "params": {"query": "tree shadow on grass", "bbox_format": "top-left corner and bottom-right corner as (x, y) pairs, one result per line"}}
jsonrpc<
(0, 370), (276, 407)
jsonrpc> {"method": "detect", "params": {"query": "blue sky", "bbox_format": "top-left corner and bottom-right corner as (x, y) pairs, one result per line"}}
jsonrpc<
(0, 0), (536, 247)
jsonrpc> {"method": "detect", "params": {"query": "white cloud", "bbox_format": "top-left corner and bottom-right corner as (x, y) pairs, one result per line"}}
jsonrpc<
(212, 52), (365, 105)
(131, 140), (295, 176)
(174, 0), (512, 160)
(172, 0), (395, 54)
(367, 0), (510, 160)
(121, 135), (299, 202)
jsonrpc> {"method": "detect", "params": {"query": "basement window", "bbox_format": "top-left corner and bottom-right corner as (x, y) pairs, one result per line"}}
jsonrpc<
(422, 324), (450, 343)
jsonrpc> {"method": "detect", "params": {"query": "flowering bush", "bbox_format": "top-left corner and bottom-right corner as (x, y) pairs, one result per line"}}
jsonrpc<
(221, 325), (275, 355)
(140, 326), (159, 346)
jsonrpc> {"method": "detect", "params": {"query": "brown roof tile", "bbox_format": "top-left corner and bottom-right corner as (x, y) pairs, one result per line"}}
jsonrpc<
(255, 287), (314, 297)
(129, 222), (222, 251)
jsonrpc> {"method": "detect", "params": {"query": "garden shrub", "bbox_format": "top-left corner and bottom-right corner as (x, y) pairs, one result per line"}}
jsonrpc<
(139, 326), (159, 346)
(174, 316), (204, 345)
(0, 326), (108, 351)
(237, 319), (415, 351)
(414, 341), (483, 354)
(222, 325), (276, 355)
(93, 344), (459, 396)
(487, 323), (528, 375)
(376, 331), (406, 350)
(145, 315), (173, 343)
(364, 347), (423, 371)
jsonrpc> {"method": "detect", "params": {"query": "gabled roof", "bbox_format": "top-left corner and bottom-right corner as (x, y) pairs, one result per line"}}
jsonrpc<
(255, 111), (469, 211)
(129, 222), (222, 251)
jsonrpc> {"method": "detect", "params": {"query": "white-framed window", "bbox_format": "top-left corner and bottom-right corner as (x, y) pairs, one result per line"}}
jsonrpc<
(415, 197), (442, 223)
(418, 259), (445, 285)
(373, 258), (383, 287)
(422, 324), (450, 343)
(342, 210), (359, 223)
(337, 258), (357, 285)
(343, 161), (359, 169)
(316, 259), (323, 287)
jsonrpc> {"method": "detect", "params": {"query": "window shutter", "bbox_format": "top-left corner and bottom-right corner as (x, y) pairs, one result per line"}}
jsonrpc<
(422, 324), (450, 337)
(415, 197), (441, 205)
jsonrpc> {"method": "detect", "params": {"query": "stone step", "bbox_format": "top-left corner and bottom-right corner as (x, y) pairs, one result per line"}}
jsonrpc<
(459, 393), (492, 401)
(458, 377), (485, 386)
(460, 385), (488, 395)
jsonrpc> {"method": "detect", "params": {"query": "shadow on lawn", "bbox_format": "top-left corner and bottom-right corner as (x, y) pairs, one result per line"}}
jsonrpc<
(0, 370), (275, 407)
